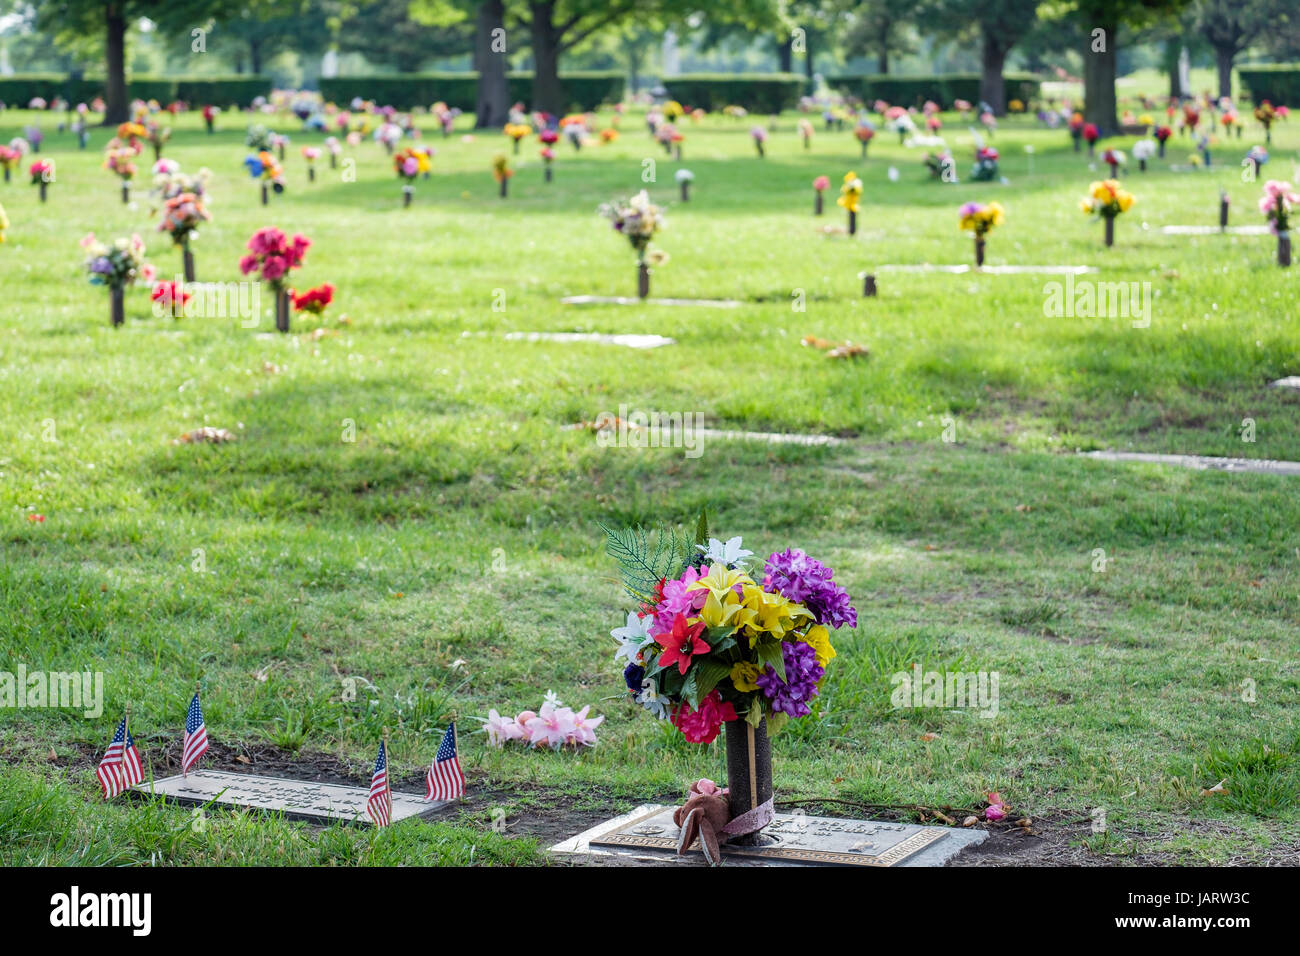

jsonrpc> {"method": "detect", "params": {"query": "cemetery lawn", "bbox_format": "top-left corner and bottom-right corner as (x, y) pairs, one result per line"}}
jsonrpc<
(1, 106), (1297, 866)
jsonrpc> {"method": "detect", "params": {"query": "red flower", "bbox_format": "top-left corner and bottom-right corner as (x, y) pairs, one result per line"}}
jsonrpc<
(1082, 123), (1099, 142)
(292, 282), (335, 314)
(671, 691), (738, 744)
(27, 514), (45, 523)
(657, 613), (708, 675)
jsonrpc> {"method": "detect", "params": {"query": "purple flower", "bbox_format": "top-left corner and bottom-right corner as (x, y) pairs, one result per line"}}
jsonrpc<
(623, 661), (645, 691)
(763, 548), (858, 629)
(90, 257), (114, 274)
(755, 640), (824, 717)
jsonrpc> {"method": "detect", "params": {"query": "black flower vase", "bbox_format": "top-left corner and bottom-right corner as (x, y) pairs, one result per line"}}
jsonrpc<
(975, 235), (986, 267)
(39, 181), (47, 202)
(814, 191), (823, 216)
(499, 177), (508, 198)
(308, 166), (315, 183)
(680, 180), (689, 202)
(1280, 232), (1292, 268)
(637, 261), (650, 299)
(724, 718), (773, 846)
(848, 209), (857, 236)
(275, 288), (290, 333)
(403, 184), (413, 207)
(183, 239), (196, 283)
(1105, 216), (1115, 247)
(110, 287), (124, 327)
(329, 152), (337, 169)
(1220, 197), (1229, 231)
(121, 182), (129, 203)
(261, 182), (269, 206)
(545, 165), (553, 183)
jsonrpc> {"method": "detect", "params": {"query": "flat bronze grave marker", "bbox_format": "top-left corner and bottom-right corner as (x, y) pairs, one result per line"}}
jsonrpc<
(553, 804), (986, 867)
(133, 770), (447, 825)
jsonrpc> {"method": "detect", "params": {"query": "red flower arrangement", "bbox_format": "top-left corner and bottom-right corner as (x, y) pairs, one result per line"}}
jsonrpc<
(238, 227), (310, 290)
(1082, 123), (1099, 143)
(292, 282), (334, 314)
(30, 159), (54, 185)
(151, 280), (192, 318)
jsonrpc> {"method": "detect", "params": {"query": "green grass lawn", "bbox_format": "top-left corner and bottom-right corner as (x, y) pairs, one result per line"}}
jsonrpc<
(1, 102), (1297, 866)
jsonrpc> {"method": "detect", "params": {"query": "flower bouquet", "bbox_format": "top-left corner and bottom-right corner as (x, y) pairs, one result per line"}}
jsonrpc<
(1221, 109), (1238, 138)
(323, 136), (342, 169)
(0, 144), (21, 183)
(1082, 122), (1099, 156)
(245, 124), (275, 153)
(301, 145), (321, 182)
(1154, 125), (1172, 157)
(959, 200), (1004, 266)
(1100, 147), (1124, 177)
(158, 191), (210, 281)
(656, 122), (683, 159)
(1132, 138), (1155, 171)
(238, 227), (311, 332)
(292, 282), (334, 317)
(560, 114), (587, 150)
(675, 167), (694, 202)
(923, 150), (954, 181)
(1254, 101), (1276, 143)
(103, 146), (137, 203)
(151, 279), (191, 319)
(244, 151), (285, 205)
(1259, 180), (1298, 266)
(30, 159), (54, 201)
(481, 692), (603, 750)
(80, 232), (154, 326)
(504, 121), (531, 154)
(970, 145), (999, 182)
(812, 174), (829, 215)
(394, 147), (430, 205)
(492, 153), (513, 197)
(838, 171), (862, 234)
(854, 120), (875, 158)
(270, 132), (290, 161)
(604, 517), (856, 842)
(1245, 145), (1268, 180)
(797, 117), (813, 150)
(540, 145), (556, 182)
(1080, 179), (1135, 247)
(1068, 112), (1084, 151)
(750, 125), (768, 157)
(598, 189), (666, 298)
(202, 104), (218, 134)
(145, 120), (170, 161)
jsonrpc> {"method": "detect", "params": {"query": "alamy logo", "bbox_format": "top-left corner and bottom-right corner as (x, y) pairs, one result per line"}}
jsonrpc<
(890, 664), (1000, 718)
(50, 887), (151, 936)
(1043, 273), (1152, 328)
(0, 665), (103, 717)
(594, 404), (705, 459)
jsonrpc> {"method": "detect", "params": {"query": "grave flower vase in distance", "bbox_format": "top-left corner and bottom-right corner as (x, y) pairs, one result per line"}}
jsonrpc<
(975, 235), (986, 267)
(1105, 215), (1115, 247)
(110, 287), (124, 328)
(1280, 231), (1292, 268)
(724, 718), (773, 846)
(637, 261), (650, 299)
(275, 288), (290, 333)
(183, 238), (196, 283)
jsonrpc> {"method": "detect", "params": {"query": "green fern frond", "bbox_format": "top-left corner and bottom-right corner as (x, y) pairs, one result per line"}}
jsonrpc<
(600, 522), (692, 600)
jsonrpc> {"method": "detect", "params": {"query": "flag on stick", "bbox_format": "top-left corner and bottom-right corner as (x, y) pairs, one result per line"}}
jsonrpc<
(426, 723), (465, 801)
(182, 687), (208, 775)
(367, 735), (392, 827)
(97, 711), (144, 799)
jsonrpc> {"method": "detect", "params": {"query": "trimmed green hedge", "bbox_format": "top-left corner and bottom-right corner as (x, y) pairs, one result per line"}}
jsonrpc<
(1237, 65), (1299, 105)
(0, 74), (270, 108)
(827, 72), (1042, 110)
(318, 71), (625, 112)
(662, 73), (807, 113)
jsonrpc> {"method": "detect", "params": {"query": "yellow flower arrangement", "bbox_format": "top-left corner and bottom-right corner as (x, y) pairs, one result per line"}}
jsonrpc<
(1138, 113), (1154, 126)
(1082, 179), (1135, 217)
(492, 153), (513, 182)
(663, 100), (684, 120)
(503, 122), (531, 141)
(0, 201), (8, 243)
(959, 200), (1004, 236)
(837, 171), (863, 213)
(1008, 99), (1024, 112)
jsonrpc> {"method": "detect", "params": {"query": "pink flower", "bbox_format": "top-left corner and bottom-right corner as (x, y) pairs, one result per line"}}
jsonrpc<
(566, 705), (604, 747)
(984, 791), (1009, 821)
(261, 255), (287, 281)
(524, 700), (576, 749)
(813, 175), (829, 191)
(140, 263), (156, 283)
(671, 691), (738, 744)
(289, 233), (311, 262)
(238, 253), (259, 275)
(483, 709), (523, 747)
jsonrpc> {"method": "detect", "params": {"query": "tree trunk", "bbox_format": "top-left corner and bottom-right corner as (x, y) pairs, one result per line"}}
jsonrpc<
(777, 36), (793, 73)
(1214, 46), (1234, 101)
(1082, 20), (1118, 134)
(877, 39), (889, 75)
(1165, 40), (1182, 99)
(250, 39), (263, 76)
(103, 5), (128, 125)
(529, 2), (565, 114)
(475, 0), (509, 128)
(979, 31), (1008, 115)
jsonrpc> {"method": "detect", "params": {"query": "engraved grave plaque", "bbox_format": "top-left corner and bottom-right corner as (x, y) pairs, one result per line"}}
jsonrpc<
(585, 806), (960, 866)
(133, 770), (447, 825)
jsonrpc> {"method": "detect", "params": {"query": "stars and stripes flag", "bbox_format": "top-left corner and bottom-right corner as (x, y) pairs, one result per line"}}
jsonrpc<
(367, 739), (392, 827)
(182, 692), (208, 775)
(426, 724), (465, 801)
(96, 717), (144, 799)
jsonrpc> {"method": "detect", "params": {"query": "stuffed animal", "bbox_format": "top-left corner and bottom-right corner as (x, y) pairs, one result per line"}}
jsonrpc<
(673, 778), (732, 865)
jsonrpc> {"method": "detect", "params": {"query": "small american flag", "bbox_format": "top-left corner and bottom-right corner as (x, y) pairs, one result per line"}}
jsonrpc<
(96, 717), (144, 799)
(182, 692), (208, 775)
(367, 740), (391, 827)
(426, 724), (465, 801)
